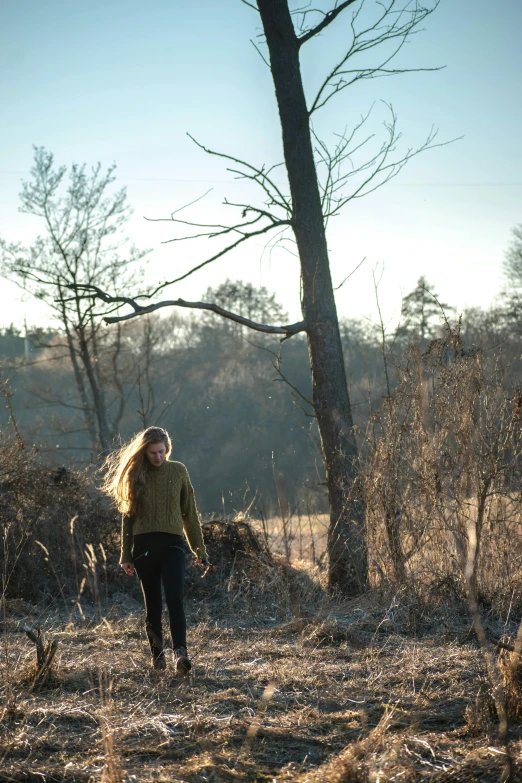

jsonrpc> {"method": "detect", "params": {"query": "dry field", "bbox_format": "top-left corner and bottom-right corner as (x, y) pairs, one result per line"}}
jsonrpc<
(2, 561), (522, 783)
(249, 514), (329, 564)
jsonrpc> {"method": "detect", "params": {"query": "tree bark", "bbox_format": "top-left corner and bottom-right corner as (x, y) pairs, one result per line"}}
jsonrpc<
(75, 322), (112, 454)
(60, 300), (98, 453)
(257, 0), (367, 594)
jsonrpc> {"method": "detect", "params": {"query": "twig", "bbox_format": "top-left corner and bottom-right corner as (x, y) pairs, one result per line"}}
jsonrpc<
(0, 373), (24, 449)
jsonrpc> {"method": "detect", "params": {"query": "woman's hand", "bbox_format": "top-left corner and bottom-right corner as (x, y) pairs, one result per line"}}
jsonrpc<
(121, 562), (135, 576)
(195, 558), (211, 578)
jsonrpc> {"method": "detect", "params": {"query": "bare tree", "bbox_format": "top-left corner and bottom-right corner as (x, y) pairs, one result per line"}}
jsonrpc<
(503, 224), (522, 289)
(77, 0), (451, 593)
(0, 147), (148, 455)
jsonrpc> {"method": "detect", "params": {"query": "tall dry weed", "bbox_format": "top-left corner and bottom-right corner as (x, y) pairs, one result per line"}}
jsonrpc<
(363, 321), (522, 612)
(0, 436), (120, 604)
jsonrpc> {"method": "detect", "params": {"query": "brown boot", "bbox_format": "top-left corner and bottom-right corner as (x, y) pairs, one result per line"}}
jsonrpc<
(152, 651), (166, 671)
(174, 647), (192, 676)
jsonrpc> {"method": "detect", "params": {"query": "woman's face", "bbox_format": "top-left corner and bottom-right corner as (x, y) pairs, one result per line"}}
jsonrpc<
(145, 441), (167, 467)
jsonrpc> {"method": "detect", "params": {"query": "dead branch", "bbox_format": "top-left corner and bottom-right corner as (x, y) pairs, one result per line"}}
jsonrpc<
(246, 338), (316, 416)
(186, 135), (291, 213)
(135, 137), (292, 296)
(308, 0), (442, 116)
(334, 256), (366, 290)
(490, 637), (521, 654)
(148, 218), (291, 293)
(69, 284), (307, 340)
(372, 264), (392, 397)
(297, 0), (359, 46)
(314, 104), (459, 217)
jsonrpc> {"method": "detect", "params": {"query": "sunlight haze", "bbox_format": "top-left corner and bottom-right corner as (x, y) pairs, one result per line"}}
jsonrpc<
(1, 0), (521, 329)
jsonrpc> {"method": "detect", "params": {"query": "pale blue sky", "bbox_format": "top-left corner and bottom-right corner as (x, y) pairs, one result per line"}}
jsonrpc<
(1, 0), (521, 329)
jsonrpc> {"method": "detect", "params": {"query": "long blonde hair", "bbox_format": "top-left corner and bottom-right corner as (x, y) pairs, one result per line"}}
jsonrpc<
(101, 427), (172, 516)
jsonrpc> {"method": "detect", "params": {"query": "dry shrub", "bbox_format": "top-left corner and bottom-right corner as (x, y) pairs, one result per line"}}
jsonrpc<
(468, 650), (522, 734)
(0, 437), (119, 603)
(0, 435), (321, 619)
(463, 677), (498, 736)
(499, 650), (522, 724)
(185, 518), (272, 604)
(185, 518), (324, 619)
(363, 322), (522, 613)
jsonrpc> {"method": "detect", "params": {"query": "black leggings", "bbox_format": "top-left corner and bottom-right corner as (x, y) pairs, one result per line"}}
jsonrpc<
(132, 532), (187, 655)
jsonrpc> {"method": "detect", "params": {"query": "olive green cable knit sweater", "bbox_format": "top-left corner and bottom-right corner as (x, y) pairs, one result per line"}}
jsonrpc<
(120, 460), (207, 563)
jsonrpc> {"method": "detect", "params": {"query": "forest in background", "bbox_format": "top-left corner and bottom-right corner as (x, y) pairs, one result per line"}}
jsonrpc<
(1, 261), (522, 519)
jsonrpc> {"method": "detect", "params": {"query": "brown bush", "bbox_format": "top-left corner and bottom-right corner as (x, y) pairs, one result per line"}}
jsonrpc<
(363, 323), (522, 613)
(185, 519), (323, 621)
(0, 446), (320, 619)
(0, 438), (119, 604)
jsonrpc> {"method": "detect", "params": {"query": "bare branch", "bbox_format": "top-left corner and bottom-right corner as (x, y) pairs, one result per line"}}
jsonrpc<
(133, 136), (294, 296)
(149, 218), (292, 296)
(167, 188), (214, 218)
(315, 104), (461, 217)
(297, 0), (359, 47)
(334, 256), (366, 290)
(186, 135), (291, 213)
(146, 209), (279, 240)
(0, 372), (24, 449)
(308, 0), (441, 116)
(251, 38), (271, 67)
(372, 263), (391, 396)
(69, 284), (308, 340)
(246, 338), (316, 415)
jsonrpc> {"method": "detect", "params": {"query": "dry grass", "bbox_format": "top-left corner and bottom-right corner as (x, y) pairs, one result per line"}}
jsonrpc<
(250, 514), (329, 564)
(2, 581), (522, 783)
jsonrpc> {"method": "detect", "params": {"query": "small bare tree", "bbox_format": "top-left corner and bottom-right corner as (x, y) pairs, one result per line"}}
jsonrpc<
(76, 0), (453, 593)
(0, 147), (148, 454)
(365, 318), (522, 605)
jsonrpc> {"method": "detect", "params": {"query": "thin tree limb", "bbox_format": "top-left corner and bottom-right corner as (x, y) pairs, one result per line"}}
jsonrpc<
(246, 338), (316, 416)
(308, 0), (441, 116)
(297, 0), (359, 47)
(251, 38), (271, 67)
(334, 256), (366, 290)
(148, 219), (292, 295)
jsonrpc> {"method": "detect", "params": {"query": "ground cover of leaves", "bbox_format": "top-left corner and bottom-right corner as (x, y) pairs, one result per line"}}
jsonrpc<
(1, 590), (522, 783)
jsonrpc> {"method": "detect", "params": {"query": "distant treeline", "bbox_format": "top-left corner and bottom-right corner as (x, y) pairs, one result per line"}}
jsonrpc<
(1, 275), (521, 516)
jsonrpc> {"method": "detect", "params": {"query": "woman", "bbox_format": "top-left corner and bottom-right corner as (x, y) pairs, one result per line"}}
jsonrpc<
(102, 426), (209, 673)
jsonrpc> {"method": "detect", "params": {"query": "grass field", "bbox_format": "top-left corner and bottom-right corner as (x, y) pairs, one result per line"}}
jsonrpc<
(250, 514), (329, 565)
(2, 554), (522, 783)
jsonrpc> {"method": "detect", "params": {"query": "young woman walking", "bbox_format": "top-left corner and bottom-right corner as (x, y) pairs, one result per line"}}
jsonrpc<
(102, 426), (209, 673)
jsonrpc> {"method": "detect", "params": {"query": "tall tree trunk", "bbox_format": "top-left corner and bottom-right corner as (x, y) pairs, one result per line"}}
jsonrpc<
(61, 308), (98, 454)
(257, 0), (368, 594)
(75, 323), (112, 454)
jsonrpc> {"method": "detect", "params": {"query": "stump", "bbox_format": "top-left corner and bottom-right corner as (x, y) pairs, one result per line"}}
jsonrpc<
(24, 624), (58, 685)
